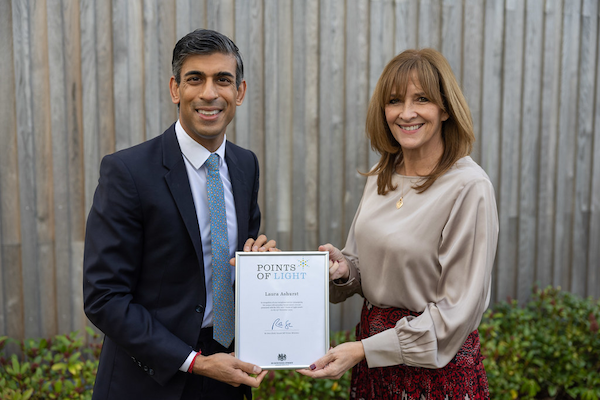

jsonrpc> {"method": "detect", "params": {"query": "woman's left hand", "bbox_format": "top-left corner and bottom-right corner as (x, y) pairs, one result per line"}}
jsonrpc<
(296, 342), (365, 380)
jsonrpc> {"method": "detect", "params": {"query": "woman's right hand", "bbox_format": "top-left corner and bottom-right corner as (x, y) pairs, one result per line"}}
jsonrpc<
(319, 243), (350, 282)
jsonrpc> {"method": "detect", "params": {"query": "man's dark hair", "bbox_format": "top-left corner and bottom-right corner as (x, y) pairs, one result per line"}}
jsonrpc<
(172, 29), (244, 88)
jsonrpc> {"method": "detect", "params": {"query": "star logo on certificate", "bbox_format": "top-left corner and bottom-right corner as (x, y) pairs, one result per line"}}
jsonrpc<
(298, 257), (309, 270)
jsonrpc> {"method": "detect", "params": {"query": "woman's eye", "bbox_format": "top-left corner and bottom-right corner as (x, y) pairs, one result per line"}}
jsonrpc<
(417, 97), (429, 103)
(389, 98), (399, 105)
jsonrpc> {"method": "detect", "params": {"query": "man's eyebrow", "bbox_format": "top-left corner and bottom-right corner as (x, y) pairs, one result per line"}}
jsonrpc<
(182, 70), (235, 79)
(183, 70), (205, 77)
(215, 71), (235, 79)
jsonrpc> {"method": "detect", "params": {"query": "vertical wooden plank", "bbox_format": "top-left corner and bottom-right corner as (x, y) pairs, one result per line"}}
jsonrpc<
(112, 0), (145, 150)
(263, 0), (278, 242)
(143, 0), (161, 140)
(290, 0), (308, 251)
(289, 0), (319, 252)
(517, 0), (543, 304)
(81, 0), (99, 215)
(536, 0), (562, 290)
(276, 1), (292, 249)
(318, 0), (346, 249)
(82, 0), (116, 336)
(480, 0), (504, 302)
(302, 0), (320, 252)
(480, 0), (504, 192)
(12, 0), (40, 339)
(588, 14), (600, 299)
(418, 0), (441, 50)
(496, 0), (524, 304)
(82, 0), (115, 222)
(571, 0), (597, 297)
(339, 0), (369, 332)
(0, 0), (24, 339)
(320, 0), (346, 333)
(462, 0), (484, 163)
(553, 0), (581, 290)
(369, 0), (394, 167)
(96, 0), (116, 161)
(112, 0), (130, 150)
(234, 0), (264, 227)
(143, 0), (176, 139)
(207, 0), (234, 38)
(395, 0), (418, 52)
(263, 0), (293, 248)
(176, 0), (206, 40)
(345, 0), (369, 236)
(13, 0), (57, 338)
(47, 0), (85, 334)
(441, 0), (462, 79)
(157, 1), (177, 132)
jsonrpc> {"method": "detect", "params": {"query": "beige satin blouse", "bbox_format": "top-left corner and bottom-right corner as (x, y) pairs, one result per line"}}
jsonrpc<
(331, 156), (499, 369)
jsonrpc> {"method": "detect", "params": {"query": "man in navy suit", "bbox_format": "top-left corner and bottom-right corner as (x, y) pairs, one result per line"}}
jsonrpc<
(83, 29), (272, 400)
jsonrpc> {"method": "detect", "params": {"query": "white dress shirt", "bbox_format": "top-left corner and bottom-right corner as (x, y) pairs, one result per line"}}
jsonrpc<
(175, 120), (238, 371)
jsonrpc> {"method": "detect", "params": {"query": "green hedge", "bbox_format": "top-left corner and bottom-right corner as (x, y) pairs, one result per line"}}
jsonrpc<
(1, 286), (598, 400)
(479, 286), (600, 400)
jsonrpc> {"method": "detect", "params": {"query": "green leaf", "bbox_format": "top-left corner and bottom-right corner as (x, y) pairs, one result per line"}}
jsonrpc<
(22, 388), (34, 400)
(51, 362), (67, 372)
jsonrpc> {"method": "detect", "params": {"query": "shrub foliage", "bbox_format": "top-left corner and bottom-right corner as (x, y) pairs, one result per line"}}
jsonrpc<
(1, 286), (598, 399)
(0, 327), (100, 400)
(480, 286), (600, 400)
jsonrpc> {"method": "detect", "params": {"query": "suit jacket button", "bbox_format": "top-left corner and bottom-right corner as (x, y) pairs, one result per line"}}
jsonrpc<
(143, 365), (149, 372)
(148, 368), (155, 375)
(195, 305), (204, 313)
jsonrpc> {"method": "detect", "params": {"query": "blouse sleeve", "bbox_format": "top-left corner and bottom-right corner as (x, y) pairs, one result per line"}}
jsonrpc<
(361, 178), (499, 369)
(329, 197), (364, 304)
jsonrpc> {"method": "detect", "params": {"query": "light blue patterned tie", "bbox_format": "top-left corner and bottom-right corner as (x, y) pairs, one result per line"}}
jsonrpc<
(205, 153), (234, 347)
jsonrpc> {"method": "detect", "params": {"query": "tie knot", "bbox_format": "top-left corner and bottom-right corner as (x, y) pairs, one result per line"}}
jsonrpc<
(206, 153), (220, 172)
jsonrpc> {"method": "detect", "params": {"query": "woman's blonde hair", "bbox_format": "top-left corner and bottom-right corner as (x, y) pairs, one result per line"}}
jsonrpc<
(365, 48), (474, 194)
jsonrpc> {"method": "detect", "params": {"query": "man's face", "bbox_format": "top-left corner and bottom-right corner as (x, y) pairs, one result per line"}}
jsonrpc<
(170, 53), (246, 151)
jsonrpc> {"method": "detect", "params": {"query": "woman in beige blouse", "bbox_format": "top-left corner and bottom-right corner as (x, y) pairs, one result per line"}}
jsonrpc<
(299, 49), (498, 399)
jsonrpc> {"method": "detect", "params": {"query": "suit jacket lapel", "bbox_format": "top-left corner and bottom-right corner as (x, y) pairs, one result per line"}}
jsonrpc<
(162, 126), (205, 265)
(225, 142), (249, 250)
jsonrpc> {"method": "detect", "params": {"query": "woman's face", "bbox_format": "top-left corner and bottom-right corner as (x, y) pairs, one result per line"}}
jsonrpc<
(384, 76), (449, 156)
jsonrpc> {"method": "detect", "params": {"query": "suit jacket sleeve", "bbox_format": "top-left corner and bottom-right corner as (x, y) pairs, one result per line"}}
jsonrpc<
(83, 153), (193, 386)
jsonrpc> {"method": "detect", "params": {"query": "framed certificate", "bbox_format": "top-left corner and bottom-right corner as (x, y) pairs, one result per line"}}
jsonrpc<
(235, 251), (330, 370)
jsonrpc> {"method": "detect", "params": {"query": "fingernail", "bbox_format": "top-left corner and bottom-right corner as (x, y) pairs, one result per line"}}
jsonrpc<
(310, 364), (316, 370)
(244, 246), (250, 252)
(253, 366), (262, 374)
(253, 246), (258, 251)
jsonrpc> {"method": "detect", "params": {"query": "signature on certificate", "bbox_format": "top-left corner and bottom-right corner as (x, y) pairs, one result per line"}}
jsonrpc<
(271, 318), (293, 330)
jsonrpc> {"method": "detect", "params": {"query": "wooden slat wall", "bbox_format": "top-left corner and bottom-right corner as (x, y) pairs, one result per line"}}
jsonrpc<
(1, 0), (599, 339)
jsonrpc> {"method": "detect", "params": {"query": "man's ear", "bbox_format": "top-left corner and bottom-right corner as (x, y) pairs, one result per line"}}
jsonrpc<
(236, 80), (247, 106)
(169, 76), (180, 105)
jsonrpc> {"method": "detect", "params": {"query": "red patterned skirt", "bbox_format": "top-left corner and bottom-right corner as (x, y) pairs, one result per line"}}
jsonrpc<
(350, 300), (489, 400)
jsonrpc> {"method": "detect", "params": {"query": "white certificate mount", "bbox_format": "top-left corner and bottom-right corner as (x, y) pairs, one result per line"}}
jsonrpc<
(234, 251), (330, 370)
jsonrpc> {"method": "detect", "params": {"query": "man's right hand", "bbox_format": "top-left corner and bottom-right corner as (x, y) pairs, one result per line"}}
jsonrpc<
(190, 352), (268, 388)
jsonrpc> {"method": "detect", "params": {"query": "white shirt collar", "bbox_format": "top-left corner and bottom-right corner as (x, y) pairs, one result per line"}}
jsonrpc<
(175, 120), (227, 169)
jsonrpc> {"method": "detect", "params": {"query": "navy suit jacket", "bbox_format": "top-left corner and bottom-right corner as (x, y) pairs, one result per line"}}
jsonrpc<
(83, 124), (261, 400)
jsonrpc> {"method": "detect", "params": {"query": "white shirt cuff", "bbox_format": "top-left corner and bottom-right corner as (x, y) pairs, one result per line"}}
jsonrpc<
(179, 350), (198, 372)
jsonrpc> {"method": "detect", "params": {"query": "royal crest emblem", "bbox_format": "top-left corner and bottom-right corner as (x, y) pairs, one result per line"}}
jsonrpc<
(277, 353), (287, 361)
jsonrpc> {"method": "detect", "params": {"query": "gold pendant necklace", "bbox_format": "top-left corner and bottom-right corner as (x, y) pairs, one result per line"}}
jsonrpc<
(396, 197), (403, 209)
(396, 176), (405, 209)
